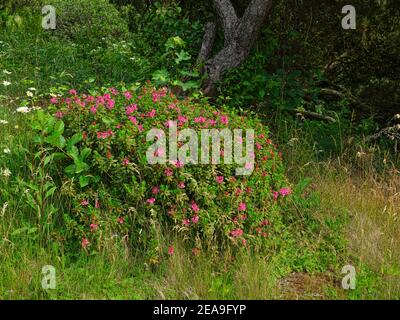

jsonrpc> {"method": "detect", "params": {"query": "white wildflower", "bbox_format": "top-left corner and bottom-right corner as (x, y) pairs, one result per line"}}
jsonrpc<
(3, 148), (11, 154)
(2, 80), (11, 86)
(3, 70), (11, 75)
(356, 151), (366, 158)
(1, 168), (11, 177)
(1, 202), (8, 217)
(26, 91), (34, 97)
(0, 119), (8, 124)
(28, 87), (36, 91)
(16, 107), (31, 113)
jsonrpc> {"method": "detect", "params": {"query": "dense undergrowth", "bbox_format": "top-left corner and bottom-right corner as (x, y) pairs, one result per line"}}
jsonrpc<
(0, 1), (399, 299)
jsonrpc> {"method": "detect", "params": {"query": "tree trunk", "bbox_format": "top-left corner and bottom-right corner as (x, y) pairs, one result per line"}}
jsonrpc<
(200, 0), (273, 96)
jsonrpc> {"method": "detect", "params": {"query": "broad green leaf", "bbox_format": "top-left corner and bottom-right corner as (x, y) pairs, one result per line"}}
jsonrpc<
(79, 175), (90, 188)
(66, 133), (83, 150)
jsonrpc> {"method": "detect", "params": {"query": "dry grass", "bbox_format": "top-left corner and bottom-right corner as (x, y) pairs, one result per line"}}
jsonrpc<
(309, 155), (400, 298)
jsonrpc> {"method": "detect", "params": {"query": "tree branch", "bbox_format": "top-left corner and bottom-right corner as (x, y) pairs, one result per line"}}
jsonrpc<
(238, 0), (273, 46)
(212, 0), (238, 42)
(197, 21), (217, 64)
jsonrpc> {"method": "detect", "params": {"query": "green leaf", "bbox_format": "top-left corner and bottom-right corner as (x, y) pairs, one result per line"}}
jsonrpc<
(80, 148), (92, 161)
(152, 69), (170, 83)
(53, 120), (65, 135)
(44, 134), (66, 148)
(79, 175), (90, 188)
(175, 50), (191, 64)
(75, 161), (89, 174)
(11, 227), (28, 236)
(68, 146), (80, 163)
(66, 133), (83, 150)
(53, 152), (68, 161)
(64, 164), (76, 176)
(45, 186), (57, 199)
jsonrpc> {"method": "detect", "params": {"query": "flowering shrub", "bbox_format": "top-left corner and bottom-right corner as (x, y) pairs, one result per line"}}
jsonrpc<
(31, 83), (291, 259)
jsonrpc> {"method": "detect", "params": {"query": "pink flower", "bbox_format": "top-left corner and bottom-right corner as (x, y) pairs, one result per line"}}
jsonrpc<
(178, 181), (185, 189)
(147, 198), (155, 204)
(194, 116), (206, 123)
(97, 130), (113, 139)
(128, 116), (137, 125)
(273, 191), (279, 200)
(168, 246), (174, 255)
(106, 99), (115, 110)
(191, 215), (199, 224)
(137, 124), (144, 132)
(242, 239), (247, 246)
(69, 89), (77, 96)
(215, 176), (224, 184)
(126, 104), (138, 115)
(95, 199), (100, 209)
(117, 217), (124, 224)
(90, 106), (97, 114)
(235, 188), (243, 196)
(50, 97), (58, 104)
(122, 158), (130, 166)
(81, 238), (89, 249)
(147, 109), (156, 118)
(177, 115), (187, 123)
(230, 228), (243, 237)
(109, 87), (119, 95)
(124, 91), (132, 100)
(154, 148), (164, 157)
(279, 187), (292, 197)
(81, 199), (89, 206)
(90, 223), (98, 232)
(182, 219), (190, 226)
(152, 186), (160, 195)
(261, 219), (269, 226)
(191, 201), (200, 213)
(256, 142), (263, 150)
(174, 160), (184, 168)
(86, 95), (95, 103)
(152, 92), (161, 103)
(238, 202), (247, 211)
(220, 115), (229, 125)
(55, 111), (63, 119)
(165, 168), (173, 176)
(245, 162), (253, 170)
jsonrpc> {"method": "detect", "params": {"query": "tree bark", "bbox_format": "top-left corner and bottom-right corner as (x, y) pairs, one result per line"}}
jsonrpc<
(196, 22), (217, 64)
(201, 0), (273, 96)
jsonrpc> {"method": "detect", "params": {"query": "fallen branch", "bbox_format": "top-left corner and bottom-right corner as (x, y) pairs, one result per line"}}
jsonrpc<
(293, 108), (337, 123)
(366, 125), (400, 142)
